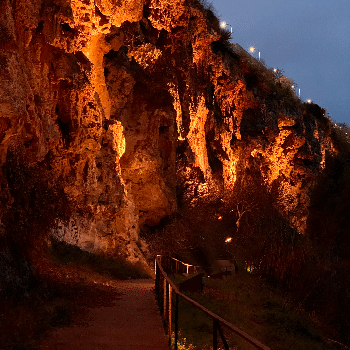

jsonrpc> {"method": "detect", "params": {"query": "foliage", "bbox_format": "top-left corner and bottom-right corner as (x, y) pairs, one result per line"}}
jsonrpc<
(304, 121), (350, 345)
(301, 102), (332, 135)
(49, 240), (150, 280)
(330, 122), (350, 152)
(172, 273), (337, 350)
(0, 273), (119, 350)
(237, 47), (302, 114)
(191, 0), (233, 44)
(0, 280), (71, 349)
(142, 210), (224, 272)
(216, 174), (307, 288)
(267, 73), (301, 114)
(0, 146), (72, 297)
(171, 332), (196, 350)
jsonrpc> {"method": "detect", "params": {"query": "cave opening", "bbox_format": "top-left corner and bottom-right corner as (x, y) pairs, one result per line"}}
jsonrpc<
(56, 116), (70, 148)
(36, 20), (44, 34)
(156, 29), (168, 47)
(159, 125), (169, 134)
(302, 158), (313, 167)
(207, 147), (223, 174)
(142, 3), (150, 19)
(61, 23), (74, 33)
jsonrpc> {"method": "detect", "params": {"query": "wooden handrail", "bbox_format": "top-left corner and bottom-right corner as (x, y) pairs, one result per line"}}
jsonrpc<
(157, 255), (202, 275)
(155, 255), (271, 350)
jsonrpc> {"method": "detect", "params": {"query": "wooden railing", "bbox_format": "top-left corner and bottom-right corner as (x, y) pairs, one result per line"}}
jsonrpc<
(155, 255), (202, 275)
(155, 255), (271, 350)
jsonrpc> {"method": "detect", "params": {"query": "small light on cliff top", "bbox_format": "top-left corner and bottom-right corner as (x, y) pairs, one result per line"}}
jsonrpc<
(249, 46), (255, 53)
(291, 85), (295, 89)
(220, 21), (233, 33)
(307, 99), (312, 103)
(273, 68), (277, 73)
(225, 237), (232, 243)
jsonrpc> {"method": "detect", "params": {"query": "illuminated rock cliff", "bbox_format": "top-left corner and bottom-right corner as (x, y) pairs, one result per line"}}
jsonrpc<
(0, 0), (332, 268)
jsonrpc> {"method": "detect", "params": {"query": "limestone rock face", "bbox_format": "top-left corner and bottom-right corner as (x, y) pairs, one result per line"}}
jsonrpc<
(0, 0), (332, 266)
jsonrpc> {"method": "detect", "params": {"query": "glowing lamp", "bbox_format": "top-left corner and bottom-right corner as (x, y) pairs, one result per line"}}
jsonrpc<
(220, 21), (233, 33)
(225, 237), (232, 243)
(245, 262), (254, 273)
(307, 99), (312, 103)
(249, 46), (255, 53)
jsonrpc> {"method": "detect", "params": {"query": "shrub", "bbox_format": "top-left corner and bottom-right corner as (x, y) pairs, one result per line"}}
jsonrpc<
(170, 273), (335, 350)
(49, 240), (150, 280)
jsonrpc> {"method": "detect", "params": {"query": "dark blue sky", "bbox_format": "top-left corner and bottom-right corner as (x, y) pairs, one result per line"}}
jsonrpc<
(211, 0), (350, 124)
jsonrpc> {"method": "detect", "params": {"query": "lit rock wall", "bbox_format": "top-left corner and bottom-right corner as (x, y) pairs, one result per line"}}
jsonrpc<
(0, 0), (332, 266)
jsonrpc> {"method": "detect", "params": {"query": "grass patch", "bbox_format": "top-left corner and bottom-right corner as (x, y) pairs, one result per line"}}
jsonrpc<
(49, 240), (150, 280)
(0, 269), (122, 349)
(0, 239), (151, 349)
(0, 285), (73, 350)
(169, 273), (190, 285)
(171, 271), (338, 350)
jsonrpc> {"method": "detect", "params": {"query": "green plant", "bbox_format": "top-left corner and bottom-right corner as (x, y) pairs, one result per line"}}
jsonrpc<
(171, 331), (196, 350)
(0, 290), (72, 349)
(191, 0), (233, 44)
(49, 240), (150, 280)
(304, 122), (350, 345)
(172, 272), (337, 350)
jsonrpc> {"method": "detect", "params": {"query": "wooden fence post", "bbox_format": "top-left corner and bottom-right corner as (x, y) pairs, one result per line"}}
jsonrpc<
(168, 285), (172, 346)
(163, 278), (167, 322)
(156, 255), (271, 350)
(174, 293), (178, 350)
(155, 263), (159, 303)
(213, 319), (218, 350)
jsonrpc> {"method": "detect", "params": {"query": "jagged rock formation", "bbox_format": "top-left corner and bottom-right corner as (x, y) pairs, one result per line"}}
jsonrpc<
(0, 0), (333, 272)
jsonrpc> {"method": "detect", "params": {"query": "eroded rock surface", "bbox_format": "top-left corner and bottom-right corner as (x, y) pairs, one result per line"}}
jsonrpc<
(0, 0), (333, 270)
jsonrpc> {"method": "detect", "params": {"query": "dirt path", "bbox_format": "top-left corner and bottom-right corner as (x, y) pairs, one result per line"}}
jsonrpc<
(39, 279), (169, 350)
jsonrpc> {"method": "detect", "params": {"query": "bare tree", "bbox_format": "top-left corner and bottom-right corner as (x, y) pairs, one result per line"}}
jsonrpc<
(235, 200), (258, 233)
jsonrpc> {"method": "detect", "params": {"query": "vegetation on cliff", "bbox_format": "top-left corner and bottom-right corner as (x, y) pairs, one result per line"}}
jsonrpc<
(170, 272), (338, 350)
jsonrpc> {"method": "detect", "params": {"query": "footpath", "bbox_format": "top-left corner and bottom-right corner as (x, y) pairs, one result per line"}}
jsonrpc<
(39, 279), (169, 350)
